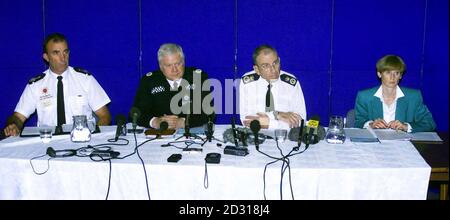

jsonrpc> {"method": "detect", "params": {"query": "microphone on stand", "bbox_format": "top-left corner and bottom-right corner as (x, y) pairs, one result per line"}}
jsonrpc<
(114, 114), (127, 141)
(250, 120), (261, 150)
(304, 115), (320, 149)
(230, 117), (240, 148)
(129, 107), (142, 133)
(158, 121), (169, 138)
(294, 119), (305, 150)
(206, 114), (214, 142)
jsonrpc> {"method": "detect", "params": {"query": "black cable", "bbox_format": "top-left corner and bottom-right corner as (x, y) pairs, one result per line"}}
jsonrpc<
(204, 162), (209, 189)
(133, 130), (151, 200)
(258, 139), (308, 200)
(105, 159), (112, 200)
(30, 154), (52, 175)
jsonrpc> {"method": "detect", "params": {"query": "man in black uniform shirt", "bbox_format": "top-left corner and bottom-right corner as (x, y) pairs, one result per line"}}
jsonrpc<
(132, 43), (214, 129)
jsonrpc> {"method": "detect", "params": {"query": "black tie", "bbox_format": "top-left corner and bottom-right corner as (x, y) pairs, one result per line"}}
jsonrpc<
(265, 83), (275, 112)
(57, 76), (66, 125)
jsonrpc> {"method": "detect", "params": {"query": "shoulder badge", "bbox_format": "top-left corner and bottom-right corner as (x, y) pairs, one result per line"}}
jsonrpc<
(280, 74), (297, 86)
(74, 67), (91, 75)
(28, 73), (45, 85)
(194, 69), (202, 74)
(242, 73), (260, 84)
(146, 71), (153, 77)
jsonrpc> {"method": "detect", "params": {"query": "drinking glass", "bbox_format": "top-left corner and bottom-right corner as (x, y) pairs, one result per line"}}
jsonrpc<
(274, 129), (287, 142)
(325, 115), (346, 144)
(39, 126), (53, 144)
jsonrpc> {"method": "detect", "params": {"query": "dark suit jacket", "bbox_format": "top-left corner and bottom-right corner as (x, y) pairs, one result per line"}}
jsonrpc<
(132, 67), (214, 128)
(354, 86), (436, 132)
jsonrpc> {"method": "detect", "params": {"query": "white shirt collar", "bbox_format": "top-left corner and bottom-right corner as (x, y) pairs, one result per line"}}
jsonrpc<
(374, 85), (405, 101)
(166, 78), (182, 88)
(49, 67), (69, 79)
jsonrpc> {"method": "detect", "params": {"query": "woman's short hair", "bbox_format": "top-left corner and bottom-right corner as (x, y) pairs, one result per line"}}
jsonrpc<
(376, 55), (406, 73)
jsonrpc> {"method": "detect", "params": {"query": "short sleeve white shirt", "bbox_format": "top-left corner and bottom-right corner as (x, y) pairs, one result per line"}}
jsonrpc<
(239, 70), (307, 129)
(14, 66), (111, 126)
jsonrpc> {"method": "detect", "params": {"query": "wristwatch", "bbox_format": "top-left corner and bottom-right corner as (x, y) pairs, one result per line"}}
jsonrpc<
(273, 111), (279, 120)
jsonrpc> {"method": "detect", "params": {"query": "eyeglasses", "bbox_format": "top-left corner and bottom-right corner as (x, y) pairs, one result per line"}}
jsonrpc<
(257, 58), (280, 71)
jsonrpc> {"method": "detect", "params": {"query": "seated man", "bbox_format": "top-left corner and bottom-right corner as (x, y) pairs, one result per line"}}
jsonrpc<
(131, 43), (214, 129)
(3, 33), (111, 137)
(239, 44), (307, 129)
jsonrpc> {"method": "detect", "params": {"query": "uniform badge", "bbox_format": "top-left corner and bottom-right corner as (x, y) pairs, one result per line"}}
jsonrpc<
(194, 69), (202, 74)
(242, 73), (259, 84)
(290, 78), (296, 85)
(151, 86), (165, 94)
(280, 74), (297, 86)
(146, 72), (153, 77)
(243, 76), (250, 84)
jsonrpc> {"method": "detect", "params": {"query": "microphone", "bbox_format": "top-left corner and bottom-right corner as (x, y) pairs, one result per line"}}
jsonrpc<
(295, 119), (305, 150)
(305, 115), (320, 148)
(250, 120), (261, 150)
(206, 115), (214, 142)
(47, 147), (56, 157)
(288, 124), (326, 142)
(158, 121), (169, 138)
(230, 117), (239, 148)
(129, 107), (141, 130)
(159, 121), (169, 131)
(114, 114), (126, 141)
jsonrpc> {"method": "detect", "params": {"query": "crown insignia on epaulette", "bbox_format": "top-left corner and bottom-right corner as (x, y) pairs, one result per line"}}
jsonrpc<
(280, 74), (296, 86)
(28, 73), (45, 84)
(242, 73), (259, 84)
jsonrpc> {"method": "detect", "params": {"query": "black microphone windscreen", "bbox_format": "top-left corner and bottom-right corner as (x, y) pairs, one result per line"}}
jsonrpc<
(47, 147), (56, 157)
(130, 107), (141, 118)
(160, 121), (169, 131)
(115, 114), (126, 125)
(250, 120), (261, 133)
(310, 115), (320, 122)
(288, 126), (326, 142)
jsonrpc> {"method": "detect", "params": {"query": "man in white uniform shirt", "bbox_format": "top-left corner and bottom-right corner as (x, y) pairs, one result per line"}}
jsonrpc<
(3, 33), (111, 137)
(239, 45), (306, 129)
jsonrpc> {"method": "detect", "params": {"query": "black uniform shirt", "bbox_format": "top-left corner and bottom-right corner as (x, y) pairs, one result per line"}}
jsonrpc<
(132, 67), (214, 128)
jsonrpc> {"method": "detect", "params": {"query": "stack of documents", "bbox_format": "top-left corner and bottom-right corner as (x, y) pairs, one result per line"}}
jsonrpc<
(344, 128), (443, 143)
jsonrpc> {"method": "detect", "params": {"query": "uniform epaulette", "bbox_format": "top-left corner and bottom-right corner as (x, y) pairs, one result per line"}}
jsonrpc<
(74, 67), (91, 75)
(28, 73), (45, 84)
(280, 74), (297, 86)
(242, 73), (260, 84)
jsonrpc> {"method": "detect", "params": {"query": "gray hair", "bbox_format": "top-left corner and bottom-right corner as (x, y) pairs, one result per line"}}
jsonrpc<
(157, 43), (185, 63)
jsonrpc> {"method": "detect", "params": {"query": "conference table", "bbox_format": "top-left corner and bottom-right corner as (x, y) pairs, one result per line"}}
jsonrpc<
(0, 125), (437, 200)
(412, 133), (449, 200)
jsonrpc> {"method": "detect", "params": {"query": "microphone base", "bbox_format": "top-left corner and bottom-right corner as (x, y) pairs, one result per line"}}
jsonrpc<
(127, 128), (144, 134)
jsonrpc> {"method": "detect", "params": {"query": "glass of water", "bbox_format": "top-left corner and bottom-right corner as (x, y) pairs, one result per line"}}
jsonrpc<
(325, 115), (346, 144)
(274, 129), (287, 143)
(39, 126), (53, 144)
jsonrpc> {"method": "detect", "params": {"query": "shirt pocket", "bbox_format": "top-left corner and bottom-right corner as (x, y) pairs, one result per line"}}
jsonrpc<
(69, 95), (89, 116)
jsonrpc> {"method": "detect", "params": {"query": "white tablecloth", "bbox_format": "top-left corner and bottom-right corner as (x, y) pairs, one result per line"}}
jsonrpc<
(0, 125), (430, 200)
